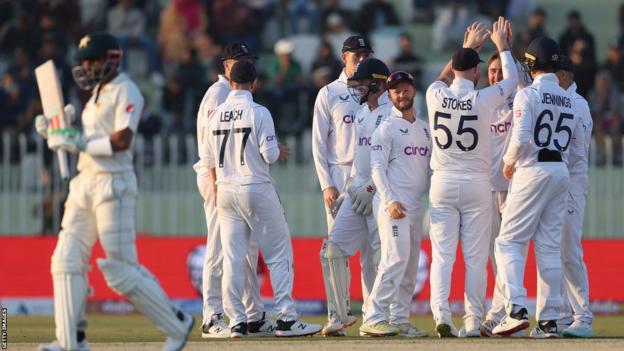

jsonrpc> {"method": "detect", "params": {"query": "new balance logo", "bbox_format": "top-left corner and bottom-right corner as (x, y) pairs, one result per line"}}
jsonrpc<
(298, 323), (307, 330)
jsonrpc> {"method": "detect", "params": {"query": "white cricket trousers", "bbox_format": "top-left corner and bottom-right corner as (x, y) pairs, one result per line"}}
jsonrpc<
(363, 205), (422, 326)
(199, 187), (264, 325)
(429, 173), (492, 325)
(329, 194), (380, 307)
(486, 191), (508, 323)
(559, 189), (592, 323)
(323, 164), (352, 230)
(495, 163), (569, 321)
(217, 182), (298, 326)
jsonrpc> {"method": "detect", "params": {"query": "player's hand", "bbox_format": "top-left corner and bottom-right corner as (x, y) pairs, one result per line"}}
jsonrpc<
(323, 186), (340, 210)
(278, 144), (291, 161)
(503, 162), (516, 180)
(463, 22), (489, 52)
(47, 128), (85, 153)
(330, 193), (345, 218)
(388, 201), (406, 220)
(506, 20), (513, 49)
(490, 16), (511, 52)
(35, 114), (49, 139)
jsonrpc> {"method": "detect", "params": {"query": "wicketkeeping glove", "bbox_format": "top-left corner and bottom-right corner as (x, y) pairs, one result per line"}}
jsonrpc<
(330, 193), (345, 219)
(47, 128), (85, 153)
(351, 182), (376, 216)
(34, 104), (76, 139)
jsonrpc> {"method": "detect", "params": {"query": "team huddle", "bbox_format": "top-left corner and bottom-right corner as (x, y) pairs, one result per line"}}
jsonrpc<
(33, 15), (592, 351)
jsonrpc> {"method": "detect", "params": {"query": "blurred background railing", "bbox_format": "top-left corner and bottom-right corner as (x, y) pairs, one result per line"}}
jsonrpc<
(1, 131), (622, 237)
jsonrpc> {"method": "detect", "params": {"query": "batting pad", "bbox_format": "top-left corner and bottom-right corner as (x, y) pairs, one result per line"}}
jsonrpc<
(320, 240), (351, 323)
(97, 258), (187, 339)
(53, 272), (88, 350)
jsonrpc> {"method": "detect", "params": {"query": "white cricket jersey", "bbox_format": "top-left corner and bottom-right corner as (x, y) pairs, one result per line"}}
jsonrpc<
(426, 50), (517, 174)
(204, 90), (279, 185)
(567, 82), (593, 193)
(504, 73), (581, 168)
(194, 75), (231, 174)
(370, 107), (432, 210)
(350, 92), (392, 186)
(312, 70), (361, 190)
(77, 73), (143, 174)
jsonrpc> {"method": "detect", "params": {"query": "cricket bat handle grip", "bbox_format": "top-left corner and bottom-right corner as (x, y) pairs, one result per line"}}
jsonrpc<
(57, 149), (69, 181)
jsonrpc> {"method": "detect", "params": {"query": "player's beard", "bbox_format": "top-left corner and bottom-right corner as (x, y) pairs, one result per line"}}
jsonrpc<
(396, 97), (414, 111)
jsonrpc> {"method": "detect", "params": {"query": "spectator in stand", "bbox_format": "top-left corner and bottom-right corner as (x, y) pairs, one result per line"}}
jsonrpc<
(311, 39), (343, 81)
(288, 0), (319, 34)
(516, 7), (547, 58)
(37, 10), (71, 58)
(0, 69), (35, 133)
(0, 11), (40, 59)
(570, 38), (597, 97)
(158, 0), (208, 67)
(588, 70), (623, 167)
(107, 0), (159, 73)
(321, 0), (353, 32)
(211, 0), (259, 53)
(391, 33), (423, 89)
(324, 13), (356, 57)
(356, 0), (399, 36)
(559, 10), (596, 64)
(603, 43), (624, 90)
(267, 39), (306, 136)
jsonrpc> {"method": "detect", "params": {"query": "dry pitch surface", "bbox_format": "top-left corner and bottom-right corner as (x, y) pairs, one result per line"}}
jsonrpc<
(6, 315), (624, 351)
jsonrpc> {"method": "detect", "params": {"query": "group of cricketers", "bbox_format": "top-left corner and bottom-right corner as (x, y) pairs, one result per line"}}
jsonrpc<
(35, 14), (593, 351)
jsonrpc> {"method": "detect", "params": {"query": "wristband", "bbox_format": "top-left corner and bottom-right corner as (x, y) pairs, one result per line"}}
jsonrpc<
(85, 136), (114, 156)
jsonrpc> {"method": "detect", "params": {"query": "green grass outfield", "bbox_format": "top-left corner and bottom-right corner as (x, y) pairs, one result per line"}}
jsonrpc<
(5, 315), (624, 350)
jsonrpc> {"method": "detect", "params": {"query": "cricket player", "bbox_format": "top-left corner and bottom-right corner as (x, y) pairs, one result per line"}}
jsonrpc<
(493, 37), (582, 338)
(203, 60), (321, 338)
(35, 32), (193, 351)
(359, 71), (430, 337)
(194, 43), (274, 338)
(320, 58), (391, 336)
(312, 35), (373, 230)
(480, 49), (533, 337)
(426, 18), (518, 337)
(555, 56), (594, 338)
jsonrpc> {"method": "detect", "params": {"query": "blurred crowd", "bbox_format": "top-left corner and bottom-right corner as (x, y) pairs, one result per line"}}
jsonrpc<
(0, 0), (622, 166)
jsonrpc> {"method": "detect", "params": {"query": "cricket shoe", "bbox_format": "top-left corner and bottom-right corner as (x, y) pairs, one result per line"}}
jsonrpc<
(230, 322), (248, 339)
(163, 310), (195, 351)
(322, 315), (356, 336)
(275, 319), (322, 337)
(393, 323), (428, 338)
(359, 321), (399, 337)
(37, 340), (89, 351)
(493, 306), (530, 336)
(480, 319), (525, 337)
(458, 326), (481, 337)
(557, 320), (573, 335)
(562, 320), (594, 338)
(248, 313), (276, 337)
(435, 316), (458, 338)
(529, 320), (560, 338)
(201, 313), (230, 338)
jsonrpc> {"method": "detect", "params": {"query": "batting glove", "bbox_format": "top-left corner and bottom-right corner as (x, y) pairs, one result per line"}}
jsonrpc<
(34, 104), (76, 139)
(47, 128), (85, 153)
(351, 182), (376, 216)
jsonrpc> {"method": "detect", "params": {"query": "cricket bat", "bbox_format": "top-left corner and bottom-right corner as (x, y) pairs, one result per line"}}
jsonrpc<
(35, 60), (70, 181)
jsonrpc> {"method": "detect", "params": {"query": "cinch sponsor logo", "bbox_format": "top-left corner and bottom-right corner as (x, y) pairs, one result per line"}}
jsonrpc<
(372, 144), (383, 151)
(404, 145), (430, 156)
(358, 136), (371, 146)
(266, 135), (276, 142)
(490, 121), (511, 133)
(343, 114), (355, 124)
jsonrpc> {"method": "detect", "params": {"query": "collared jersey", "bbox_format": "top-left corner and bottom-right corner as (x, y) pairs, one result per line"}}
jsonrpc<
(194, 74), (231, 173)
(204, 90), (279, 185)
(312, 70), (361, 190)
(504, 73), (581, 168)
(426, 50), (517, 174)
(350, 92), (392, 187)
(370, 106), (432, 210)
(77, 73), (144, 174)
(567, 82), (593, 193)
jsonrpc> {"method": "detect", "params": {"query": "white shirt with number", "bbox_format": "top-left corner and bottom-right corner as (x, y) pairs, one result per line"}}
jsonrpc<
(194, 74), (231, 175)
(204, 90), (279, 185)
(350, 92), (392, 187)
(77, 73), (143, 174)
(503, 73), (581, 168)
(312, 70), (360, 190)
(566, 82), (593, 194)
(370, 107), (432, 211)
(426, 50), (517, 174)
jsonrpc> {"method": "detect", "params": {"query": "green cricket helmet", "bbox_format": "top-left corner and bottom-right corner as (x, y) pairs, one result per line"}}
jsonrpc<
(72, 32), (122, 90)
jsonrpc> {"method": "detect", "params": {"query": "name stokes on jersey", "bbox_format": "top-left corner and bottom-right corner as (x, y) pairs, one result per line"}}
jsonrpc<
(441, 97), (473, 111)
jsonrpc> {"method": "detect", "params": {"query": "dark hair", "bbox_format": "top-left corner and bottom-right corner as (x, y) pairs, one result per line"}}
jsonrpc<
(487, 52), (500, 67)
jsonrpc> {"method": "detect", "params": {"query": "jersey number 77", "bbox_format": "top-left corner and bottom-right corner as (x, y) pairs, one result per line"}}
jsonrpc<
(213, 127), (252, 167)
